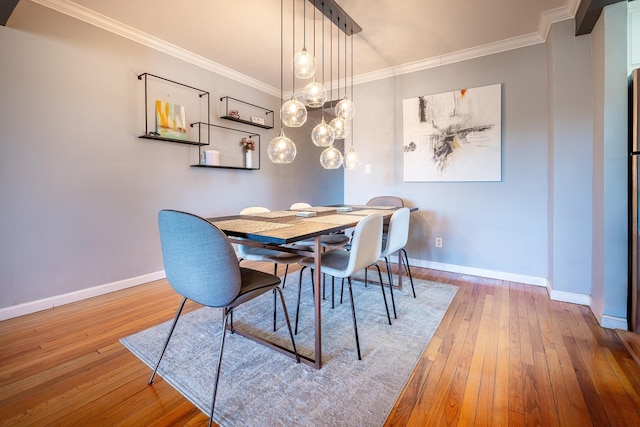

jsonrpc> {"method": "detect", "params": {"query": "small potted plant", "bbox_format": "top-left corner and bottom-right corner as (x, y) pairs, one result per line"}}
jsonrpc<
(241, 137), (256, 168)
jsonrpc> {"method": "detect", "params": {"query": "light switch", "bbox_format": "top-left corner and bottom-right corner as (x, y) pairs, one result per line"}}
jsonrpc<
(365, 164), (372, 174)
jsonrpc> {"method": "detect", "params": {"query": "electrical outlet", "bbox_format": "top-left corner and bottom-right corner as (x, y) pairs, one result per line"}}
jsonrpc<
(435, 237), (443, 248)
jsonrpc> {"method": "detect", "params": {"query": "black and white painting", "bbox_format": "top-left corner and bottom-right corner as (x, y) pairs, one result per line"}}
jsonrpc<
(403, 84), (502, 182)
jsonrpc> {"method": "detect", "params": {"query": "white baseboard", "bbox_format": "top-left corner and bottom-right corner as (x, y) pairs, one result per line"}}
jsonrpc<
(548, 289), (591, 306)
(600, 314), (629, 330)
(408, 258), (549, 288)
(0, 271), (166, 322)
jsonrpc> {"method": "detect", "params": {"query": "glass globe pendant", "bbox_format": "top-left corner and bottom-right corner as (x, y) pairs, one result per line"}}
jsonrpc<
(320, 145), (343, 169)
(344, 146), (359, 170)
(281, 96), (307, 127)
(329, 116), (350, 139)
(267, 129), (296, 163)
(303, 79), (326, 108)
(293, 48), (316, 79)
(311, 117), (335, 147)
(335, 97), (355, 120)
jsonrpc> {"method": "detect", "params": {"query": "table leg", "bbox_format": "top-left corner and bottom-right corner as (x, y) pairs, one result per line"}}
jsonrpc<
(314, 236), (322, 369)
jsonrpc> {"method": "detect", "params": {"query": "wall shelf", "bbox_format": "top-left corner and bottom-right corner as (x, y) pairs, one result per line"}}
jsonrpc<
(190, 122), (260, 170)
(219, 96), (274, 129)
(137, 72), (211, 145)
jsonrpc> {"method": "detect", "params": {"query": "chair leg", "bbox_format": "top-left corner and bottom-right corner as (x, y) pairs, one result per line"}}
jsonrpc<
(347, 277), (362, 360)
(401, 248), (416, 298)
(275, 286), (300, 363)
(384, 257), (397, 319)
(272, 264), (279, 331)
(295, 267), (305, 335)
(374, 263), (393, 324)
(340, 278), (345, 304)
(209, 307), (231, 427)
(331, 276), (335, 309)
(149, 297), (187, 385)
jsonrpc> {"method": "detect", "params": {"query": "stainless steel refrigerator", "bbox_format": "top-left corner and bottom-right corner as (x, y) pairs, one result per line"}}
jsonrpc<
(630, 68), (640, 332)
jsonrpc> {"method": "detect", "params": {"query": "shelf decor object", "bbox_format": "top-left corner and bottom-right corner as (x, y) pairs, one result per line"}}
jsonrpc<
(137, 73), (210, 146)
(219, 96), (274, 129)
(190, 122), (261, 170)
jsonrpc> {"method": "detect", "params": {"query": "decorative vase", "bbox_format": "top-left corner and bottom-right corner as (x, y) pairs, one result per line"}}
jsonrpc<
(245, 151), (252, 169)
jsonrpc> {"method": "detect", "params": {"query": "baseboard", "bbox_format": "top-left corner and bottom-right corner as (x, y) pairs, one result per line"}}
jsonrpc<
(407, 258), (549, 288)
(600, 314), (629, 330)
(547, 289), (591, 306)
(0, 271), (166, 322)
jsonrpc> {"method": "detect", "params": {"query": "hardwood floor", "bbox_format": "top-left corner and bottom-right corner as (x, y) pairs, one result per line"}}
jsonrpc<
(2, 265), (640, 426)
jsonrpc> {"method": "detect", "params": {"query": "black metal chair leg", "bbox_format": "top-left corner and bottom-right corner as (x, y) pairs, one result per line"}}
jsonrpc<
(209, 308), (230, 427)
(149, 297), (187, 385)
(272, 264), (278, 331)
(384, 257), (397, 319)
(331, 276), (335, 309)
(275, 286), (300, 363)
(340, 278), (345, 304)
(295, 267), (305, 335)
(401, 248), (416, 298)
(374, 263), (392, 324)
(347, 278), (361, 360)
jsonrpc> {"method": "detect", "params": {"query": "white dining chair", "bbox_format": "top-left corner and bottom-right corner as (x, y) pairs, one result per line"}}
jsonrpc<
(379, 207), (416, 319)
(297, 213), (391, 360)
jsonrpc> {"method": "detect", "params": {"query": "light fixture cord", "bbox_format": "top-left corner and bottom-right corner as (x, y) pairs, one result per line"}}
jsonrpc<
(337, 17), (340, 100)
(321, 3), (326, 119)
(329, 10), (333, 110)
(291, 0), (296, 94)
(302, 0), (306, 49)
(280, 0), (284, 130)
(344, 22), (348, 100)
(351, 28), (354, 147)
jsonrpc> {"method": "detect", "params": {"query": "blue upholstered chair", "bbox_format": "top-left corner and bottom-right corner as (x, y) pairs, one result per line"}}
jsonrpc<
(149, 210), (299, 427)
(298, 213), (391, 360)
(379, 207), (416, 319)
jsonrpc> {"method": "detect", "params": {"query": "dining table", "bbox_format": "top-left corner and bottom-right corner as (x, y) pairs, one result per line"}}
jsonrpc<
(207, 204), (411, 369)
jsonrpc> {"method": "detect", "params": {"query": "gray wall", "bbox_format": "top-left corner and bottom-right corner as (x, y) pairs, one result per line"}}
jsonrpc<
(547, 20), (594, 296)
(591, 2), (629, 322)
(0, 2), (343, 309)
(346, 45), (550, 279)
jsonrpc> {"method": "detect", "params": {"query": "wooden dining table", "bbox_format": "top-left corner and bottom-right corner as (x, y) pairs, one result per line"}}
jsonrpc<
(206, 205), (406, 369)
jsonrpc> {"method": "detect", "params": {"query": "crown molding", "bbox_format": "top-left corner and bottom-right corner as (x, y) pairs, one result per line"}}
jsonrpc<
(30, 0), (281, 97)
(31, 0), (578, 96)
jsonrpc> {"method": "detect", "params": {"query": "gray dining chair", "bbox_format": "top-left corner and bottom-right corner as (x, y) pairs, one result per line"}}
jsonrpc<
(150, 210), (299, 427)
(298, 213), (391, 360)
(237, 206), (306, 330)
(379, 207), (416, 319)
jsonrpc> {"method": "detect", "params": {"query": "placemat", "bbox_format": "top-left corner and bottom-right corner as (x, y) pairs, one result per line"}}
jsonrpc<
(211, 219), (292, 233)
(306, 214), (360, 226)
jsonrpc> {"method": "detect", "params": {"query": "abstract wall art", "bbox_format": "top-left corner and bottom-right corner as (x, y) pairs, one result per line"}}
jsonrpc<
(403, 84), (502, 182)
(155, 100), (187, 140)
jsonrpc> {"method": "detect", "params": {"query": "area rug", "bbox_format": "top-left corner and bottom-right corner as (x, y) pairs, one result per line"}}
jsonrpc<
(121, 273), (457, 426)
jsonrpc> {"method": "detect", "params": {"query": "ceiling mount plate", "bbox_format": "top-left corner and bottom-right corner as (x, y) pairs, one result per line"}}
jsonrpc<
(308, 0), (362, 35)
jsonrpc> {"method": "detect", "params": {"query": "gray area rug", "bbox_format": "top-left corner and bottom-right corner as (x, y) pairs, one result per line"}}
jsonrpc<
(121, 272), (457, 426)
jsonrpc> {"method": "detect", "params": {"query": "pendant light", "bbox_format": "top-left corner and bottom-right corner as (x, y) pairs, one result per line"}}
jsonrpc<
(320, 144), (344, 169)
(281, 0), (307, 128)
(311, 4), (334, 147)
(330, 17), (349, 140)
(303, 2), (326, 108)
(268, 0), (297, 164)
(293, 0), (315, 79)
(335, 21), (355, 121)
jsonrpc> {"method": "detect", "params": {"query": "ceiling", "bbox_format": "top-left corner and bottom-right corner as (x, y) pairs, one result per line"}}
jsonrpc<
(16, 0), (580, 95)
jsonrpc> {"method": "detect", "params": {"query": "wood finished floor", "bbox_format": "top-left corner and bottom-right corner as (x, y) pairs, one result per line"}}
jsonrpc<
(1, 264), (640, 426)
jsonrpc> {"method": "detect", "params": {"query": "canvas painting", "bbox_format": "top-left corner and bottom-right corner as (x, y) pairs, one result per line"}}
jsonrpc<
(403, 84), (502, 182)
(155, 100), (187, 140)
